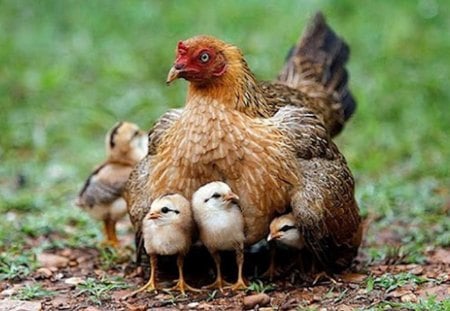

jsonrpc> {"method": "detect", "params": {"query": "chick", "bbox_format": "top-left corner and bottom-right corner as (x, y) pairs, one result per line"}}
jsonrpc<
(127, 194), (198, 297)
(266, 213), (305, 280)
(267, 213), (304, 249)
(192, 181), (247, 291)
(76, 121), (147, 246)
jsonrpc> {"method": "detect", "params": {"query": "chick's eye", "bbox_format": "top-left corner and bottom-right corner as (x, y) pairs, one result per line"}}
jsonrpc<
(211, 192), (221, 199)
(161, 207), (170, 213)
(280, 225), (295, 232)
(199, 52), (210, 63)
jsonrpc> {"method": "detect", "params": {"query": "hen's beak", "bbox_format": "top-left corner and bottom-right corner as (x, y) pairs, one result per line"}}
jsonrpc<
(267, 232), (281, 242)
(149, 212), (160, 220)
(166, 65), (182, 85)
(224, 192), (240, 205)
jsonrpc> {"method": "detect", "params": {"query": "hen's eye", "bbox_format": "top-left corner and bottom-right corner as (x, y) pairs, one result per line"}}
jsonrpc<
(199, 52), (210, 63)
(161, 206), (170, 213)
(280, 225), (295, 232)
(211, 192), (221, 199)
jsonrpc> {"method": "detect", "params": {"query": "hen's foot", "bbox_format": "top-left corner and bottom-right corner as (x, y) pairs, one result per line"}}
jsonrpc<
(166, 279), (202, 295)
(226, 278), (247, 291)
(312, 271), (338, 285)
(203, 277), (232, 293)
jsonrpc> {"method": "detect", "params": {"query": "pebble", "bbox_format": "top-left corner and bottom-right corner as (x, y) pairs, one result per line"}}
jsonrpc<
(64, 277), (84, 285)
(37, 253), (69, 269)
(187, 302), (199, 309)
(0, 299), (42, 311)
(243, 293), (270, 309)
(36, 267), (53, 278)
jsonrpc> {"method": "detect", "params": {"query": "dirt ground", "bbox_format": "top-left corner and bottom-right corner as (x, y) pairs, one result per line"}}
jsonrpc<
(1, 218), (449, 311)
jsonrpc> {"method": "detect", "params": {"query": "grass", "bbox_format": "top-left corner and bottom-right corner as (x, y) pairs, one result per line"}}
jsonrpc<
(75, 276), (130, 305)
(1, 0), (449, 308)
(0, 250), (37, 281)
(13, 283), (56, 301)
(366, 272), (429, 293)
(374, 296), (450, 311)
(246, 279), (276, 294)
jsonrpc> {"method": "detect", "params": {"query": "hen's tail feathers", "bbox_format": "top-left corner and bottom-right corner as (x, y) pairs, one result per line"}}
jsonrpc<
(278, 11), (356, 121)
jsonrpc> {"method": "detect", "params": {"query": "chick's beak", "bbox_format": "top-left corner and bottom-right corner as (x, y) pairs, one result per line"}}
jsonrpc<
(267, 232), (281, 242)
(224, 192), (239, 204)
(166, 64), (184, 85)
(148, 212), (160, 220)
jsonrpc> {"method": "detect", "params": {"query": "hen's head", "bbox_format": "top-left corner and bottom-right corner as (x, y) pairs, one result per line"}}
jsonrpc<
(167, 36), (242, 85)
(267, 213), (304, 250)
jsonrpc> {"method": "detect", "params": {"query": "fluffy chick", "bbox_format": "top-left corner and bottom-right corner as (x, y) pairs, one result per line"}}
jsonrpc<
(127, 194), (198, 297)
(268, 213), (304, 249)
(266, 213), (305, 280)
(192, 181), (247, 291)
(76, 121), (147, 246)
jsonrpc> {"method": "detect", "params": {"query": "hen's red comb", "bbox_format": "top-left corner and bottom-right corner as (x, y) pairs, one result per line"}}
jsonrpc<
(177, 41), (188, 55)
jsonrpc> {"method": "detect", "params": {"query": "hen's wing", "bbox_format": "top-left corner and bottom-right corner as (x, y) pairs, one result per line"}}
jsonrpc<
(125, 109), (182, 264)
(272, 105), (362, 271)
(148, 108), (183, 155)
(77, 163), (131, 208)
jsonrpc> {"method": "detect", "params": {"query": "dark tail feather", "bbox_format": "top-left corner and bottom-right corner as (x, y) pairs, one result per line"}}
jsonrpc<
(278, 11), (356, 121)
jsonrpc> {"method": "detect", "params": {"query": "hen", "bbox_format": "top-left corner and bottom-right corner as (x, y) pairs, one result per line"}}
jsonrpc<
(127, 12), (361, 272)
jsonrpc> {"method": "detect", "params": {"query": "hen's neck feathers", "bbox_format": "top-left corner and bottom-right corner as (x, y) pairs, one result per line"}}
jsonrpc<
(187, 45), (271, 118)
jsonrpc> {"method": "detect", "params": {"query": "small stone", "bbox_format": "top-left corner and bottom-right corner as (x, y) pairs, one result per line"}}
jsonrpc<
(68, 260), (78, 267)
(1, 288), (16, 297)
(54, 273), (65, 280)
(401, 293), (418, 303)
(60, 249), (72, 257)
(83, 307), (101, 311)
(337, 305), (353, 311)
(36, 267), (53, 278)
(243, 293), (270, 309)
(187, 302), (199, 309)
(37, 253), (69, 268)
(0, 299), (41, 311)
(64, 277), (84, 285)
(387, 288), (412, 298)
(410, 266), (424, 275)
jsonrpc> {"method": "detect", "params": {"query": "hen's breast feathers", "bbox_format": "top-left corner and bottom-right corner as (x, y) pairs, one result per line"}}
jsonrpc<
(148, 98), (300, 243)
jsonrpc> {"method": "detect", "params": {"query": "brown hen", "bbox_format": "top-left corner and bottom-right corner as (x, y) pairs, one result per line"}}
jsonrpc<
(126, 12), (361, 272)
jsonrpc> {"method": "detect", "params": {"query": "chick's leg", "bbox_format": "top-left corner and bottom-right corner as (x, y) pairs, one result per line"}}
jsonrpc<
(167, 254), (201, 294)
(229, 246), (247, 290)
(261, 246), (277, 281)
(102, 218), (119, 247)
(122, 254), (158, 299)
(204, 251), (231, 292)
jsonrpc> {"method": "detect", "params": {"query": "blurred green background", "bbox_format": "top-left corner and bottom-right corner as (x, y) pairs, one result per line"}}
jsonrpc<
(1, 0), (449, 272)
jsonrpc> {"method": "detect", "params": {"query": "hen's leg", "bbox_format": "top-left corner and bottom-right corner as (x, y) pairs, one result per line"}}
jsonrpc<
(167, 254), (201, 294)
